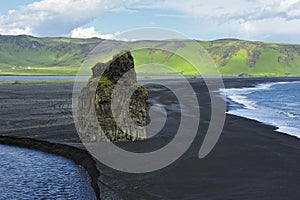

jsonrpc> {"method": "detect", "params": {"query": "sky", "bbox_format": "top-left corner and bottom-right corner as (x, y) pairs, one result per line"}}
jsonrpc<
(1, 0), (300, 43)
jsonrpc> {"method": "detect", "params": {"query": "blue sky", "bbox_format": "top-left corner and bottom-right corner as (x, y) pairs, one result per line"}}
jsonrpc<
(1, 0), (300, 43)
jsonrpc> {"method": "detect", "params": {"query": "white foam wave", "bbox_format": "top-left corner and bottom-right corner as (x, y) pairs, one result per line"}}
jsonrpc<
(228, 107), (300, 139)
(276, 126), (300, 138)
(222, 81), (300, 139)
(227, 95), (257, 110)
(280, 111), (300, 119)
(220, 82), (275, 95)
(220, 81), (300, 97)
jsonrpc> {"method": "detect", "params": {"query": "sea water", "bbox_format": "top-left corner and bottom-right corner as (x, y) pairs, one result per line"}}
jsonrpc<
(0, 76), (78, 82)
(221, 81), (300, 138)
(0, 144), (96, 199)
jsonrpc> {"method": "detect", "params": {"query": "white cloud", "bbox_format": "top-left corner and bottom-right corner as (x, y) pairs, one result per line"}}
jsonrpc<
(143, 0), (300, 42)
(141, 0), (300, 22)
(70, 27), (120, 39)
(0, 26), (33, 36)
(240, 18), (300, 35)
(1, 0), (300, 43)
(240, 21), (257, 34)
(0, 0), (143, 36)
(1, 0), (100, 35)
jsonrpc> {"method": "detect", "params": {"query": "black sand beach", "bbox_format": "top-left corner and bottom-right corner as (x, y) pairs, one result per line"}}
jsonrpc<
(0, 77), (300, 200)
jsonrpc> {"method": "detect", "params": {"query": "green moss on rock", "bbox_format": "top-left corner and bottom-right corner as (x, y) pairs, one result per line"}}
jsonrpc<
(77, 51), (149, 142)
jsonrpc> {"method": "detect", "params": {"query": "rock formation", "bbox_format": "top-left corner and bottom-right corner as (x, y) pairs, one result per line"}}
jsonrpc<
(77, 51), (149, 142)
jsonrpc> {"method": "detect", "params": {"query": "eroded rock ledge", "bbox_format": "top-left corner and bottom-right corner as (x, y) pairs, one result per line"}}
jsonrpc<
(78, 51), (149, 142)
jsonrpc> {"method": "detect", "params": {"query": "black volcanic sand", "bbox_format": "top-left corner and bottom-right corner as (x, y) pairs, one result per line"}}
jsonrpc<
(0, 78), (300, 200)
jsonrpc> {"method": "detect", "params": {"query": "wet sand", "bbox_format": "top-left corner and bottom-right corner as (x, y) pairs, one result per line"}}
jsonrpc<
(0, 78), (300, 200)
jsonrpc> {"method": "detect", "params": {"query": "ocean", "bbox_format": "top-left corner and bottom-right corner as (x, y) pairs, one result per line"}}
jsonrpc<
(221, 81), (300, 138)
(0, 144), (96, 199)
(0, 76), (77, 82)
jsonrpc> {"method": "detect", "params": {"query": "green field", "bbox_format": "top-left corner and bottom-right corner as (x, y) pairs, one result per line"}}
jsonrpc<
(0, 35), (102, 75)
(1, 35), (300, 77)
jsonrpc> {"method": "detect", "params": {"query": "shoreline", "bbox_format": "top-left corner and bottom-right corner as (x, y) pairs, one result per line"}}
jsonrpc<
(0, 136), (100, 200)
(222, 79), (300, 139)
(227, 113), (300, 140)
(227, 112), (300, 140)
(0, 80), (76, 85)
(0, 75), (299, 85)
(0, 78), (300, 199)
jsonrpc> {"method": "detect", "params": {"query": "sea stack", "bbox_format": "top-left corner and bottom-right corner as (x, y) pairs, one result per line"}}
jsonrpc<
(77, 51), (149, 142)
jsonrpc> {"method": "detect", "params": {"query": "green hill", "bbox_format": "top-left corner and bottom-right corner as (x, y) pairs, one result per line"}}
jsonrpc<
(0, 35), (102, 75)
(203, 39), (300, 76)
(1, 35), (300, 76)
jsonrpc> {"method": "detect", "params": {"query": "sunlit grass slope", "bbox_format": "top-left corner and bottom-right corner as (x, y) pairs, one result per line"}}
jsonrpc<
(1, 35), (300, 76)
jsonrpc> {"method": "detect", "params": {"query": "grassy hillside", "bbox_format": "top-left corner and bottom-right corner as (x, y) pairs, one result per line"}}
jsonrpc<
(206, 39), (300, 76)
(132, 39), (300, 76)
(0, 35), (102, 75)
(1, 35), (300, 76)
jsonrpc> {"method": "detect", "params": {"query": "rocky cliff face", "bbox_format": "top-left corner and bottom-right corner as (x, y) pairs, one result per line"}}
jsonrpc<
(78, 51), (149, 142)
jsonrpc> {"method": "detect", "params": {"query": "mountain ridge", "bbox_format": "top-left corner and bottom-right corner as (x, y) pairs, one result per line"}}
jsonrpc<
(1, 35), (300, 76)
